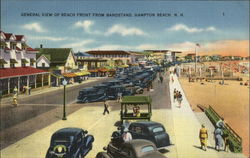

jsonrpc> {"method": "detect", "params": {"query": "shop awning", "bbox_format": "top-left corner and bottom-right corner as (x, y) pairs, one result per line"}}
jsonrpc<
(75, 71), (90, 76)
(21, 59), (29, 63)
(108, 69), (116, 72)
(63, 73), (77, 78)
(88, 69), (98, 73)
(10, 59), (18, 64)
(98, 68), (108, 72)
(0, 59), (7, 64)
(119, 65), (129, 68)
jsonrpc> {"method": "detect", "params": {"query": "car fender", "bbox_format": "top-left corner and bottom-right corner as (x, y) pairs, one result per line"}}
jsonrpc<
(96, 152), (112, 158)
(85, 135), (95, 147)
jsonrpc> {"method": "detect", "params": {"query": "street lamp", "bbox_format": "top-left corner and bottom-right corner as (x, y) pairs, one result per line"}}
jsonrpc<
(62, 79), (67, 120)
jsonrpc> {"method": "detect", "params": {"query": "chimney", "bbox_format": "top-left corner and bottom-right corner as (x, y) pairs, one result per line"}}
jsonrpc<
(40, 44), (43, 48)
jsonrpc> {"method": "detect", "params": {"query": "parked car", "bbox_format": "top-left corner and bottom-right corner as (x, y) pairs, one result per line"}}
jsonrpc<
(106, 85), (132, 99)
(128, 121), (171, 148)
(102, 80), (123, 87)
(93, 84), (109, 91)
(46, 128), (94, 158)
(77, 87), (106, 103)
(95, 139), (166, 158)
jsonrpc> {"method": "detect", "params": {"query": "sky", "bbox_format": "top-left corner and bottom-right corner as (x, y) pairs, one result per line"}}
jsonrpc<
(1, 0), (249, 56)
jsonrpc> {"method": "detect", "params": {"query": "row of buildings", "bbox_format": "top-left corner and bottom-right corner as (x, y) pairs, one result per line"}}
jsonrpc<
(0, 31), (181, 96)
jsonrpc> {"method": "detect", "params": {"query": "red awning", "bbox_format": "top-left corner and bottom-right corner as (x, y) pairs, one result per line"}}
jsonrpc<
(0, 67), (49, 79)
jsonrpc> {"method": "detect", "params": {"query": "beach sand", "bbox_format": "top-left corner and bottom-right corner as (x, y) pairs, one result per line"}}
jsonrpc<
(179, 76), (249, 157)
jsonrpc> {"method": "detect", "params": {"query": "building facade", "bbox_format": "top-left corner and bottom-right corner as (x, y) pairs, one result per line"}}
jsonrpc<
(0, 31), (50, 95)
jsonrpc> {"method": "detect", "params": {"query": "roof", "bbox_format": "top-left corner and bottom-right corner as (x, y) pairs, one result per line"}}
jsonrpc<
(75, 52), (93, 57)
(26, 47), (38, 52)
(0, 67), (49, 79)
(121, 96), (152, 104)
(15, 35), (24, 41)
(3, 33), (13, 40)
(52, 128), (83, 140)
(86, 50), (130, 55)
(36, 48), (72, 64)
(130, 121), (162, 127)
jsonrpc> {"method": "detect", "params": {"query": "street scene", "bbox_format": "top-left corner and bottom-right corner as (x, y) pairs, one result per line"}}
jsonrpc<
(0, 1), (249, 158)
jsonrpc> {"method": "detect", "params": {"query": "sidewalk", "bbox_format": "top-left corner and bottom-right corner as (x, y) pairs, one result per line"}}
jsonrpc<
(0, 77), (107, 105)
(169, 73), (220, 158)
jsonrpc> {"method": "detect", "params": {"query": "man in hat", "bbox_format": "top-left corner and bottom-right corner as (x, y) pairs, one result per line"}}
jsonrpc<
(122, 128), (132, 142)
(103, 100), (110, 115)
(199, 124), (208, 151)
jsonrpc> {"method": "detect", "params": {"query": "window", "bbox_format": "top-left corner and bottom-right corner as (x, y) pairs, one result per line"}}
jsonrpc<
(21, 62), (26, 67)
(152, 127), (164, 133)
(0, 64), (4, 68)
(42, 63), (45, 67)
(141, 146), (154, 153)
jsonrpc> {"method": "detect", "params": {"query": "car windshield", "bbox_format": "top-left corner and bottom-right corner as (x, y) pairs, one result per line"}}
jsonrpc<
(152, 126), (164, 133)
(141, 146), (154, 153)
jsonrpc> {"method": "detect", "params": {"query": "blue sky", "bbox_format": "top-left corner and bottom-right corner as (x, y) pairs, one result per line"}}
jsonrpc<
(1, 0), (249, 55)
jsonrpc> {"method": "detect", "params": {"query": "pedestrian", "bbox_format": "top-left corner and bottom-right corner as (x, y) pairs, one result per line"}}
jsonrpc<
(199, 124), (208, 151)
(173, 89), (177, 102)
(177, 92), (183, 108)
(214, 125), (224, 152)
(171, 75), (174, 83)
(160, 75), (163, 83)
(117, 92), (122, 102)
(223, 133), (230, 152)
(122, 128), (132, 142)
(28, 86), (31, 95)
(12, 93), (18, 107)
(103, 100), (109, 115)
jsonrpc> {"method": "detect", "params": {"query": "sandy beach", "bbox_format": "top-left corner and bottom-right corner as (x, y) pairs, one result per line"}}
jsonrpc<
(179, 73), (249, 157)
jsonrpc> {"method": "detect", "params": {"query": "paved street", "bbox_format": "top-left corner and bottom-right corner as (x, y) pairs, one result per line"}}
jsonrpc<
(0, 77), (111, 149)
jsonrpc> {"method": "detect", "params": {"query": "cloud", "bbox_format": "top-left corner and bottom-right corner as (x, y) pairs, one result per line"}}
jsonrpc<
(27, 35), (67, 41)
(22, 22), (46, 33)
(61, 39), (95, 48)
(167, 24), (216, 33)
(74, 20), (101, 34)
(106, 24), (147, 36)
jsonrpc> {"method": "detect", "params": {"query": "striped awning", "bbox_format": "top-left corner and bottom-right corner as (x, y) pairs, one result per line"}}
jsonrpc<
(88, 69), (98, 72)
(75, 71), (90, 76)
(63, 73), (77, 78)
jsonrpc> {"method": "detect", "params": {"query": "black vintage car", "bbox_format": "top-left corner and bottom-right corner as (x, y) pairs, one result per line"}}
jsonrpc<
(128, 121), (171, 148)
(46, 128), (94, 158)
(95, 139), (167, 158)
(77, 87), (106, 103)
(106, 85), (132, 100)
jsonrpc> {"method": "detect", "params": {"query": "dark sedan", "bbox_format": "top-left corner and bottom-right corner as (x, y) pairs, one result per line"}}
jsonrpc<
(96, 139), (167, 158)
(77, 87), (106, 103)
(129, 121), (171, 148)
(46, 128), (94, 158)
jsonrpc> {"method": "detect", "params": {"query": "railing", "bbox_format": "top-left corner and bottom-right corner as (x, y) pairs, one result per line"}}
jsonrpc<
(205, 105), (242, 153)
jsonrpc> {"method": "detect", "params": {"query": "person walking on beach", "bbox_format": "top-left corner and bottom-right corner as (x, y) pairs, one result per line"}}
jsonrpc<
(214, 125), (224, 151)
(199, 124), (208, 151)
(103, 100), (110, 115)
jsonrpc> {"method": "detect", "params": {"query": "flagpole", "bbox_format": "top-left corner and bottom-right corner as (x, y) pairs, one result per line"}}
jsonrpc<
(195, 46), (197, 74)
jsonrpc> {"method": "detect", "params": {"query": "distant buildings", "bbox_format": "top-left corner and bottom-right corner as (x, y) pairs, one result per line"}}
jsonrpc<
(0, 31), (50, 95)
